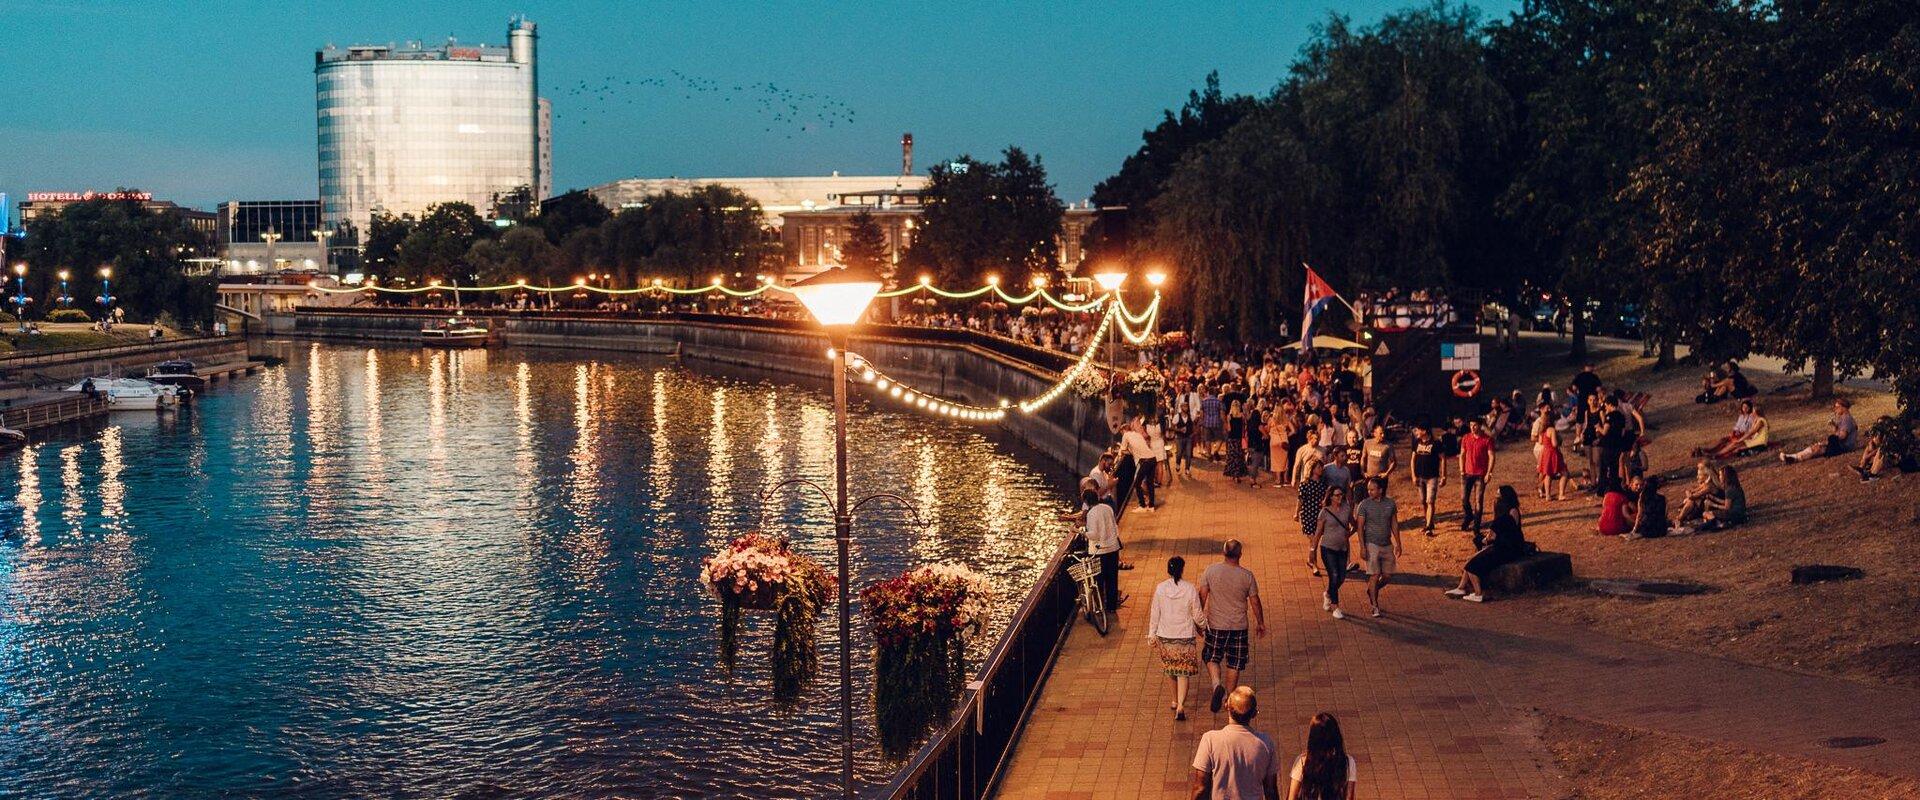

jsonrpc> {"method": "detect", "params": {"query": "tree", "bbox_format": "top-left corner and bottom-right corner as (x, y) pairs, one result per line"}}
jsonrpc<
(840, 211), (891, 280)
(394, 202), (491, 283)
(465, 224), (559, 285)
(362, 211), (414, 280)
(909, 147), (1065, 286)
(534, 189), (613, 245)
(597, 186), (776, 286)
(21, 194), (215, 327)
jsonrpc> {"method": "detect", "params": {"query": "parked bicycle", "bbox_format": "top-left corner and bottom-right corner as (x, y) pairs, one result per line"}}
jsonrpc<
(1066, 550), (1110, 635)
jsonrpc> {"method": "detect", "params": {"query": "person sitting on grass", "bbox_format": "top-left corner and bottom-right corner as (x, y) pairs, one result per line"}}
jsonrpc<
(1623, 475), (1671, 539)
(1851, 420), (1906, 482)
(1597, 480), (1635, 536)
(1699, 401), (1768, 460)
(1780, 398), (1859, 464)
(1698, 465), (1747, 530)
(1447, 485), (1528, 603)
(1674, 461), (1723, 524)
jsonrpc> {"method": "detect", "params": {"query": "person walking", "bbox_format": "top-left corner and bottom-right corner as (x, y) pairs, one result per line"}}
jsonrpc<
(1199, 539), (1267, 714)
(1125, 417), (1160, 510)
(1458, 420), (1495, 533)
(1309, 485), (1355, 620)
(1189, 687), (1281, 800)
(1149, 556), (1206, 720)
(1172, 407), (1196, 477)
(1360, 425), (1395, 483)
(1352, 477), (1401, 617)
(1410, 426), (1445, 535)
(1294, 445), (1329, 577)
(1200, 387), (1224, 460)
(1223, 401), (1251, 483)
(1285, 712), (1357, 800)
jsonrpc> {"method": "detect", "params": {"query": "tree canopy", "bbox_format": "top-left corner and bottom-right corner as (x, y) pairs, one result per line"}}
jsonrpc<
(907, 147), (1065, 287)
(21, 195), (216, 327)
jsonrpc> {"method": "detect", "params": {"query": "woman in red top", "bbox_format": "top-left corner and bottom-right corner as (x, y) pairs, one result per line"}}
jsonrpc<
(1535, 404), (1569, 501)
(1597, 485), (1635, 535)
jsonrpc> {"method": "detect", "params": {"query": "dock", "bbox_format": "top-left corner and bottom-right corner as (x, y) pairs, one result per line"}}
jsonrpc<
(195, 359), (266, 384)
(1, 393), (109, 432)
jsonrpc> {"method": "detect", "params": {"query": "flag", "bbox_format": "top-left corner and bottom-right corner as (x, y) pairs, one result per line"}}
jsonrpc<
(1301, 266), (1339, 351)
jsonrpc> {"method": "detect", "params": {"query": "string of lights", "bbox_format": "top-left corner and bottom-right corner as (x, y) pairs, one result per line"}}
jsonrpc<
(310, 276), (1111, 312)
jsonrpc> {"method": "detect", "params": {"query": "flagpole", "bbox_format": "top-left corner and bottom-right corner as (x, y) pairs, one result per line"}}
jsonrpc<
(1302, 263), (1361, 316)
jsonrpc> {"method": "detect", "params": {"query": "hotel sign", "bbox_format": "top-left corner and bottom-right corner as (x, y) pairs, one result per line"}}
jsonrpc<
(27, 191), (154, 203)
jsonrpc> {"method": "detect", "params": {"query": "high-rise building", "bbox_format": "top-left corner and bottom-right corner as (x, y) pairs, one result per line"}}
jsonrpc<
(217, 200), (325, 274)
(315, 16), (546, 268)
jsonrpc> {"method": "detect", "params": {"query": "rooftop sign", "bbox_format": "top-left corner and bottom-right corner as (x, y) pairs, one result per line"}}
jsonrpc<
(27, 191), (154, 203)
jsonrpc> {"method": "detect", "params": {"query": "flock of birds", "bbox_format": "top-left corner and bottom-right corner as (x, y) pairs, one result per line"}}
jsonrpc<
(556, 69), (857, 139)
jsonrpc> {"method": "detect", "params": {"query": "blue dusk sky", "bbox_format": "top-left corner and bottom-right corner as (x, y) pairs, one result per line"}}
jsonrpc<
(0, 0), (1519, 216)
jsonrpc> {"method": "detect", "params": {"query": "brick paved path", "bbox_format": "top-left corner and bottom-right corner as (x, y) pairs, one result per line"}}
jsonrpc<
(995, 468), (1920, 800)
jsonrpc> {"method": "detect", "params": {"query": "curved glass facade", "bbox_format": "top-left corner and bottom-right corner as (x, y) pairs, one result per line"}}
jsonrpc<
(315, 19), (540, 263)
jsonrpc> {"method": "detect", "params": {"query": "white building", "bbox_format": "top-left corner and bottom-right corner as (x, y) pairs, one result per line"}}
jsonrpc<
(586, 173), (929, 228)
(315, 17), (548, 264)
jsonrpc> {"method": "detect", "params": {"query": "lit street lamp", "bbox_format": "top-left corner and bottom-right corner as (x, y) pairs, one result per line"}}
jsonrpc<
(311, 227), (334, 273)
(261, 227), (283, 272)
(10, 263), (30, 332)
(1094, 267), (1128, 376)
(96, 266), (116, 328)
(787, 264), (885, 800)
(57, 269), (72, 307)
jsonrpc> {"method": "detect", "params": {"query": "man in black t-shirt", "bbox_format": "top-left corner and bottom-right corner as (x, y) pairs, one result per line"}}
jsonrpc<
(1596, 398), (1631, 493)
(1410, 426), (1446, 535)
(1571, 364), (1603, 401)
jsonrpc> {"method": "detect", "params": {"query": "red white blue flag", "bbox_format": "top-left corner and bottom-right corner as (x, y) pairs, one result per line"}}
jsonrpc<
(1301, 265), (1339, 350)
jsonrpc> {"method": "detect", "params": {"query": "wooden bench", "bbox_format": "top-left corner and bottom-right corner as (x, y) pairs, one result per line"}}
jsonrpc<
(1487, 551), (1573, 593)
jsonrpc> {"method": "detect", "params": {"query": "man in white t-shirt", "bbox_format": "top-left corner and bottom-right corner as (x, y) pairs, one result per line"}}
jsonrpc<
(1082, 489), (1124, 611)
(1189, 686), (1279, 800)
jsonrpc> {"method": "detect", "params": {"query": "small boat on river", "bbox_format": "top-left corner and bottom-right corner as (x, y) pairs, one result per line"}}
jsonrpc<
(64, 377), (182, 410)
(145, 360), (208, 391)
(421, 315), (492, 348)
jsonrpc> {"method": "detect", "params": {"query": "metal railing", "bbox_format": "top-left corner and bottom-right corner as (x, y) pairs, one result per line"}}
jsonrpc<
(882, 533), (1082, 799)
(1, 395), (108, 429)
(0, 334), (219, 364)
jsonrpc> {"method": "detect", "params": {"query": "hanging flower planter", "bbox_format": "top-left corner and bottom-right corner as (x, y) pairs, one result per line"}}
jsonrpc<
(862, 563), (995, 758)
(701, 532), (835, 700)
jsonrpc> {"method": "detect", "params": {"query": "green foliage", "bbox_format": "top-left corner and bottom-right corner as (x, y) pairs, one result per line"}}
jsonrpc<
(909, 147), (1065, 287)
(465, 225), (558, 285)
(1087, 72), (1257, 265)
(872, 631), (966, 758)
(20, 194), (214, 326)
(533, 189), (613, 245)
(47, 308), (90, 323)
(598, 186), (778, 287)
(840, 211), (891, 279)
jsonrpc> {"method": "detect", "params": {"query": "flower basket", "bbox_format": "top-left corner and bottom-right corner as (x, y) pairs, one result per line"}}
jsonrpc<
(702, 532), (835, 700)
(862, 563), (995, 758)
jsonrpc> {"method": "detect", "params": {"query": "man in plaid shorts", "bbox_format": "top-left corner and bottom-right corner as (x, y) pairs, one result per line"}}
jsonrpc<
(1198, 538), (1267, 713)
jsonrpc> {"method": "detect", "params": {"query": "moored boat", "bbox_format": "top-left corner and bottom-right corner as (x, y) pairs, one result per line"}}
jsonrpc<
(145, 359), (208, 390)
(421, 316), (491, 348)
(64, 377), (182, 410)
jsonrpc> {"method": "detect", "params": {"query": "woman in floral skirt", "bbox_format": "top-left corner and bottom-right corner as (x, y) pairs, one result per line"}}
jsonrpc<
(1296, 447), (1329, 576)
(1147, 556), (1205, 719)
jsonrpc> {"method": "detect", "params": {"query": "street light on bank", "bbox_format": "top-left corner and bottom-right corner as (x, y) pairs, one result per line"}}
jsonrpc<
(787, 264), (886, 800)
(10, 263), (29, 332)
(1094, 268), (1128, 375)
(96, 267), (115, 328)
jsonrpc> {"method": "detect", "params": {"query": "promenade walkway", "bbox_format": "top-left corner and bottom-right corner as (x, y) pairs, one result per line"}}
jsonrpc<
(995, 468), (1920, 799)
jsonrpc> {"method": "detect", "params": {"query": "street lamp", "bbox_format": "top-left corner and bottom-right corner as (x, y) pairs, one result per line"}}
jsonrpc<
(1145, 269), (1167, 289)
(1093, 268), (1129, 376)
(10, 263), (29, 332)
(312, 227), (334, 273)
(261, 227), (283, 271)
(57, 269), (72, 308)
(787, 264), (885, 800)
(96, 266), (115, 328)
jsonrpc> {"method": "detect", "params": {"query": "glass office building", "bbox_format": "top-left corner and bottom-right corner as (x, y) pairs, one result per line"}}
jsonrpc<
(316, 17), (546, 268)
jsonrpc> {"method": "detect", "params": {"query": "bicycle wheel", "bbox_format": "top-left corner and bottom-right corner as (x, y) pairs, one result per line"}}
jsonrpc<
(1085, 585), (1110, 636)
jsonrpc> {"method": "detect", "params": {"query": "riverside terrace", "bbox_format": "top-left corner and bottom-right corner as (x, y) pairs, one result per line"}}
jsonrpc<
(273, 305), (1920, 798)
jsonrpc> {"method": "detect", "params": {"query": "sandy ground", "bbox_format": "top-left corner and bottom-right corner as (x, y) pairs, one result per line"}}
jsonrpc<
(1543, 714), (1920, 799)
(1381, 332), (1917, 688)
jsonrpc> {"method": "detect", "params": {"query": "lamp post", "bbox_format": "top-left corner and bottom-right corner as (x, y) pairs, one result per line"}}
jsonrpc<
(96, 266), (115, 329)
(261, 227), (283, 272)
(57, 269), (72, 308)
(1093, 268), (1128, 376)
(10, 263), (29, 332)
(311, 227), (334, 274)
(787, 264), (885, 800)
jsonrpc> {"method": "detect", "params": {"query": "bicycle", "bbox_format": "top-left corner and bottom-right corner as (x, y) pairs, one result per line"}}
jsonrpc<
(1066, 550), (1110, 636)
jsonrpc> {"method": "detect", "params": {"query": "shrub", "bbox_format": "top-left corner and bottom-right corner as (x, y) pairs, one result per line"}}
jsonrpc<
(46, 309), (90, 323)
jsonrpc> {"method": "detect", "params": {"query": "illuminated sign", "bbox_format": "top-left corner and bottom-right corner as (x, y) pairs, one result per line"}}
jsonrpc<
(26, 191), (154, 203)
(448, 47), (481, 60)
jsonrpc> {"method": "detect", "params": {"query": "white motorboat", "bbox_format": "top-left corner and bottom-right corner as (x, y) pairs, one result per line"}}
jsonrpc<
(421, 315), (491, 348)
(64, 377), (182, 410)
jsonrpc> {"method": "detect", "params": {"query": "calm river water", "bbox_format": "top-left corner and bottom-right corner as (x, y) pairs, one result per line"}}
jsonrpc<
(0, 342), (1076, 798)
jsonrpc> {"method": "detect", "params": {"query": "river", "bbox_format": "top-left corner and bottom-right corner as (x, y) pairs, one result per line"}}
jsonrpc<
(0, 342), (1076, 798)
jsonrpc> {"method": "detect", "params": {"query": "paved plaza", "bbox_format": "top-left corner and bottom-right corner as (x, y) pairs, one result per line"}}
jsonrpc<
(996, 469), (1920, 799)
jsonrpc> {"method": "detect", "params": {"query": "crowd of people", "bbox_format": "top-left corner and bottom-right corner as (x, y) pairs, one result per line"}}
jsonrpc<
(1052, 332), (1917, 798)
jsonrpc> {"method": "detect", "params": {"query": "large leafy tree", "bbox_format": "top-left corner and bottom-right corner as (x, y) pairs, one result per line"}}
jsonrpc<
(599, 186), (777, 286)
(464, 224), (559, 285)
(395, 202), (492, 284)
(534, 189), (613, 245)
(22, 195), (215, 326)
(1085, 72), (1258, 267)
(909, 147), (1065, 286)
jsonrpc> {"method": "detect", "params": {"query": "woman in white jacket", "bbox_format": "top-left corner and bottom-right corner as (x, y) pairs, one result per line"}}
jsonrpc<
(1148, 555), (1206, 720)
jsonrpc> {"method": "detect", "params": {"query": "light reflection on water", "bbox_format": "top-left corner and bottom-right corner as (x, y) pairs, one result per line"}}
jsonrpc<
(0, 343), (1076, 798)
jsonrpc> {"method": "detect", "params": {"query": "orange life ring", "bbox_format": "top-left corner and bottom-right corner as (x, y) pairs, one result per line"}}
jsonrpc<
(1451, 370), (1482, 398)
